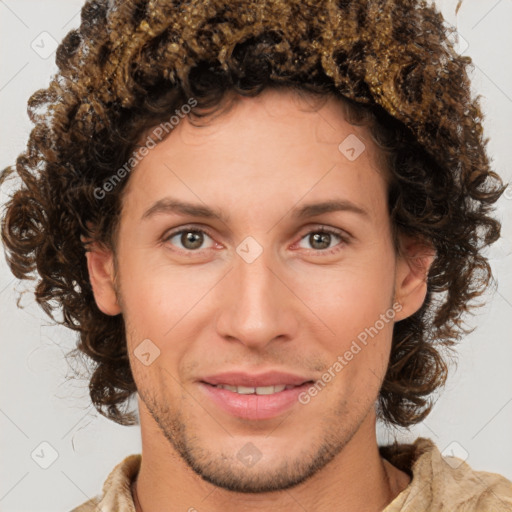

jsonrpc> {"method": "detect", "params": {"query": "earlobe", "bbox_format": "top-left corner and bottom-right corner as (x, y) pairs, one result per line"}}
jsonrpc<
(83, 239), (121, 316)
(393, 237), (436, 322)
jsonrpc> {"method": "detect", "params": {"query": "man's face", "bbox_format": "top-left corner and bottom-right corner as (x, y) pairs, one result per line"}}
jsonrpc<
(109, 88), (408, 492)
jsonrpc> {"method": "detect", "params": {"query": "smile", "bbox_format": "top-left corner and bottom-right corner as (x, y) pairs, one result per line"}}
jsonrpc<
(199, 381), (314, 420)
(211, 384), (298, 394)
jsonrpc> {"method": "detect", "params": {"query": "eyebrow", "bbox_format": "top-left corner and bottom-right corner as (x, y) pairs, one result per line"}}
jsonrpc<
(141, 197), (369, 223)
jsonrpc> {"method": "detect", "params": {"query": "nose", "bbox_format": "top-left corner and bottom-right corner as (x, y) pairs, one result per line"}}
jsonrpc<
(215, 247), (299, 350)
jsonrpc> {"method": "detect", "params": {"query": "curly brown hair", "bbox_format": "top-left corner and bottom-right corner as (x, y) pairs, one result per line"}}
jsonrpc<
(0, 0), (505, 428)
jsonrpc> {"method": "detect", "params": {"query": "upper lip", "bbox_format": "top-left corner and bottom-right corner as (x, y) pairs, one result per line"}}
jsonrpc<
(200, 371), (313, 387)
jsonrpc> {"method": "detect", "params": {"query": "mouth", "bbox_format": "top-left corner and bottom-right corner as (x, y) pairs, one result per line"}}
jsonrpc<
(200, 370), (313, 388)
(201, 382), (312, 395)
(198, 377), (315, 420)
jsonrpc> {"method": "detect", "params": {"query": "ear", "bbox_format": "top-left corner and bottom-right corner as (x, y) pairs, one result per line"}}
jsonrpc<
(82, 236), (121, 316)
(393, 235), (435, 322)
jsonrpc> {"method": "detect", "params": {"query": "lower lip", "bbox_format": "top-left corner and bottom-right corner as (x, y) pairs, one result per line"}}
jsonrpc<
(199, 382), (313, 420)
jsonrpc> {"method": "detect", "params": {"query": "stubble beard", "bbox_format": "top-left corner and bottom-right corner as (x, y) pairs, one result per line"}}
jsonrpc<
(138, 387), (370, 494)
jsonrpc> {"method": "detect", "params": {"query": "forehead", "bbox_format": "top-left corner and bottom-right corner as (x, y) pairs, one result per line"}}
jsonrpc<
(120, 87), (388, 226)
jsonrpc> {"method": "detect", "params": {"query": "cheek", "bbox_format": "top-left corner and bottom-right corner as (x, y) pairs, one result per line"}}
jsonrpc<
(118, 255), (220, 360)
(299, 259), (395, 332)
(296, 255), (396, 382)
(120, 270), (197, 391)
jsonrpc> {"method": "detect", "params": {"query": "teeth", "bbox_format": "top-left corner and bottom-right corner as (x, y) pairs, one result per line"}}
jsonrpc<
(236, 385), (256, 394)
(256, 385), (286, 395)
(219, 385), (238, 392)
(216, 384), (288, 394)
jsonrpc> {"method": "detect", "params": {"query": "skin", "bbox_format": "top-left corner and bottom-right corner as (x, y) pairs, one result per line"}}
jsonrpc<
(86, 87), (433, 511)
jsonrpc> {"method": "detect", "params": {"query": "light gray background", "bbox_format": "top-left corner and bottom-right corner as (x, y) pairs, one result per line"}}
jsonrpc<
(0, 1), (511, 511)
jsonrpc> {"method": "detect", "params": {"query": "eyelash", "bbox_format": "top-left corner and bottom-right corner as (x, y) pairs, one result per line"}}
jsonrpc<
(162, 224), (350, 257)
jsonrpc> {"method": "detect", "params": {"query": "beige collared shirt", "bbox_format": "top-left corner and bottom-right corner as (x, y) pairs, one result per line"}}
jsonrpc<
(71, 437), (512, 511)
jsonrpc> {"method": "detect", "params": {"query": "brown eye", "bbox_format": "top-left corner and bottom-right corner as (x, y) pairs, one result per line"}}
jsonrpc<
(296, 228), (347, 254)
(165, 229), (215, 252)
(308, 232), (333, 250)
